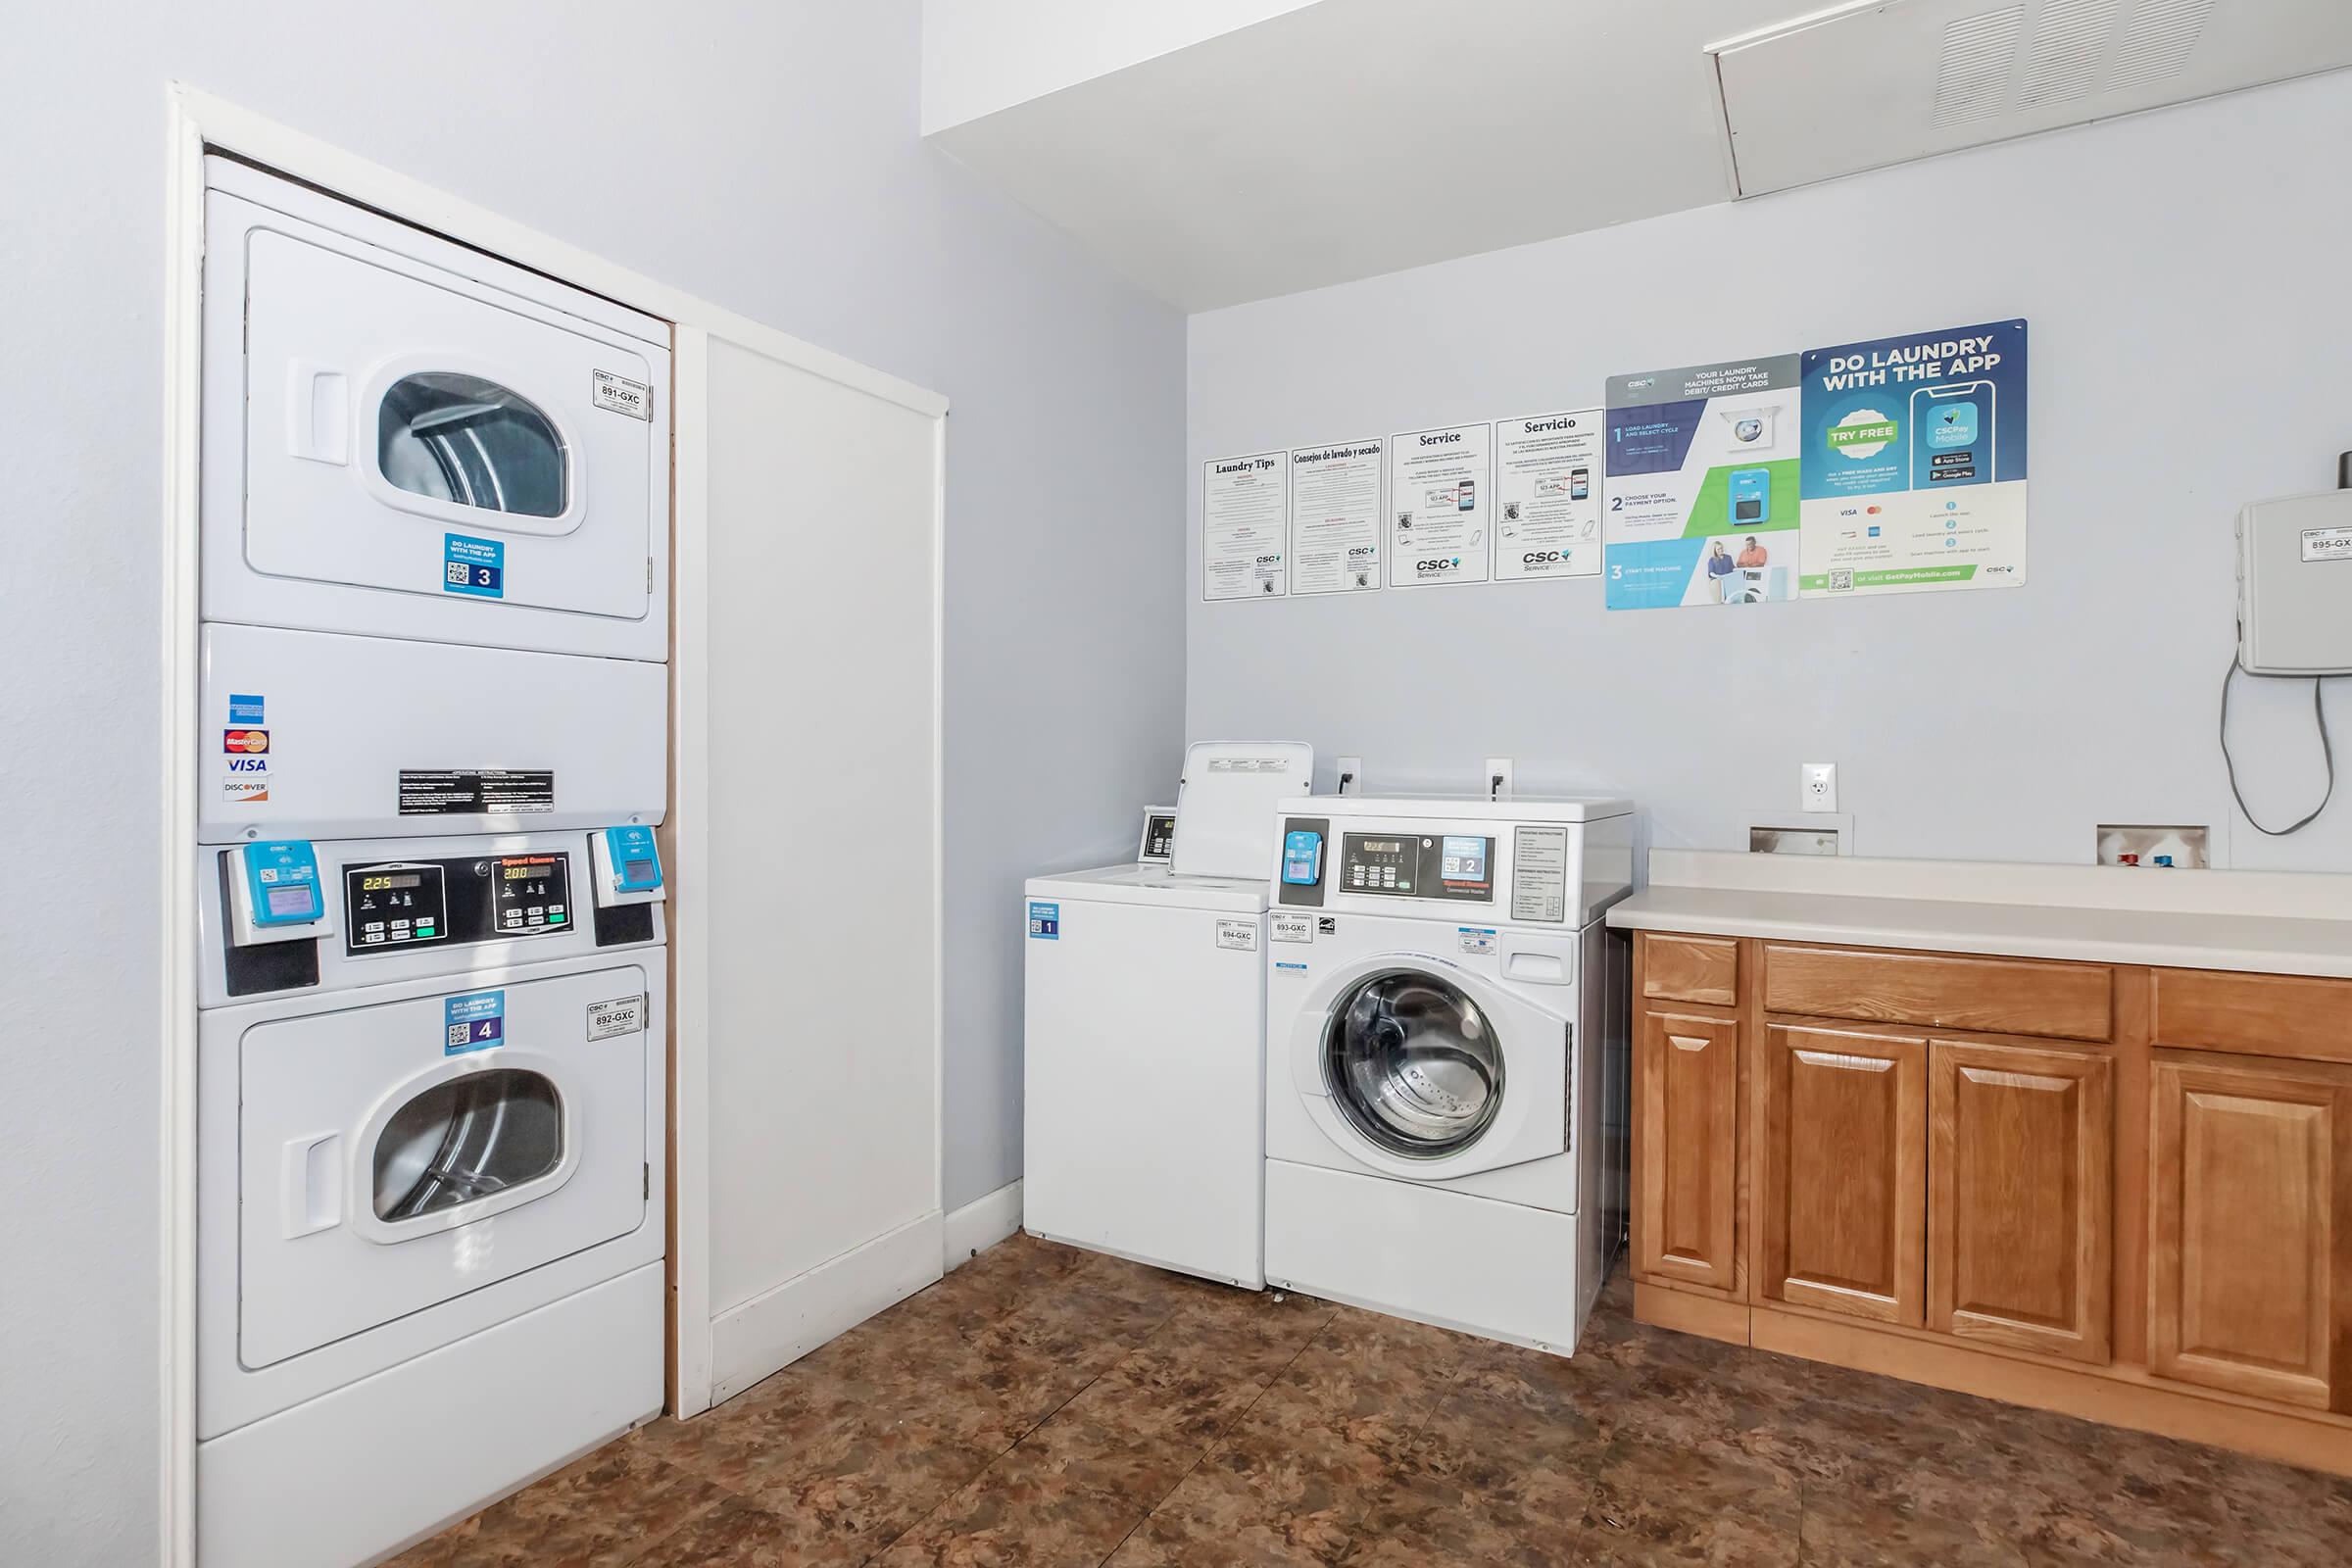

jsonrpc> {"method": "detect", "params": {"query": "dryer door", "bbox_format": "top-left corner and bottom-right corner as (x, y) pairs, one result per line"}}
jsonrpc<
(225, 191), (659, 629)
(1291, 954), (1568, 1180)
(237, 965), (650, 1369)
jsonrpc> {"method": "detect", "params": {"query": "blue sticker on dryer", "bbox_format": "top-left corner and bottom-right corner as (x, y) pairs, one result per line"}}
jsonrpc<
(445, 990), (506, 1054)
(1027, 901), (1059, 940)
(443, 534), (506, 599)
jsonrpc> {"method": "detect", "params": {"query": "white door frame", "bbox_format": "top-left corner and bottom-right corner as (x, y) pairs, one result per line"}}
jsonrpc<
(159, 85), (947, 1568)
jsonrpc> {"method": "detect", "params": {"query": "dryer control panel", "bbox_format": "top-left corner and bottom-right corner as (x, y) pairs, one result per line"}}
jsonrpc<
(342, 852), (572, 956)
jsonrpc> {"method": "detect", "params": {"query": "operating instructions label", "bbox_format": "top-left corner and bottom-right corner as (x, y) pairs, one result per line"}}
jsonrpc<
(1510, 826), (1570, 923)
(398, 768), (557, 815)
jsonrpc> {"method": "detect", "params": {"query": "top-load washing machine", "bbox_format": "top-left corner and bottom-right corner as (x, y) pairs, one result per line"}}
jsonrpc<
(1023, 743), (1312, 1289)
(1261, 796), (1633, 1354)
(202, 157), (670, 662)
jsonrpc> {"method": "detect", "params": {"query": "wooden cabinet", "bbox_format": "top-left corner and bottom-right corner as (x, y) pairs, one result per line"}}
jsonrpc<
(1628, 929), (2352, 1477)
(1641, 933), (1740, 1007)
(1757, 1023), (1927, 1326)
(1634, 1008), (1739, 1293)
(2148, 1054), (2352, 1412)
(1927, 1041), (2113, 1363)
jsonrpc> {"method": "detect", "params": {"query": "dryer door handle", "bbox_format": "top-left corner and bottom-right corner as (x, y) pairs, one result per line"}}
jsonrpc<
(280, 1132), (344, 1238)
(286, 362), (350, 466)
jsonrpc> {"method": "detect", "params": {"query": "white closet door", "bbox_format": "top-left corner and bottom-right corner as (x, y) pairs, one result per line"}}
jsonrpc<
(671, 326), (945, 1413)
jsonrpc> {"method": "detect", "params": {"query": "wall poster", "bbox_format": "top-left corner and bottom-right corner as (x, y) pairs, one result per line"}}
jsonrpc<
(1601, 358), (1802, 609)
(1493, 410), (1603, 580)
(1201, 452), (1288, 601)
(1797, 319), (2029, 597)
(1387, 422), (1494, 587)
(1289, 438), (1385, 595)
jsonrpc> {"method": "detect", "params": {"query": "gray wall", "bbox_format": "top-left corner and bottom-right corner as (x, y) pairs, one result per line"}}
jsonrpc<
(1188, 71), (2352, 872)
(0, 5), (1183, 1559)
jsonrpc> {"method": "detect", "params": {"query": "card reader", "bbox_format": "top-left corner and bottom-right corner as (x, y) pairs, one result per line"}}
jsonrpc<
(1281, 830), (1323, 886)
(225, 841), (335, 947)
(590, 825), (665, 907)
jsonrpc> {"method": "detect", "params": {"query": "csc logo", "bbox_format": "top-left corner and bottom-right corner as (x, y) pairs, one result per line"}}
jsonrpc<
(1347, 546), (1377, 559)
(1522, 551), (1563, 565)
(1255, 554), (1283, 564)
(1414, 558), (1460, 575)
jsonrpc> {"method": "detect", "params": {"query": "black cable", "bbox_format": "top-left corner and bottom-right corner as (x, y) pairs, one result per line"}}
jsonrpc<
(2219, 653), (2336, 836)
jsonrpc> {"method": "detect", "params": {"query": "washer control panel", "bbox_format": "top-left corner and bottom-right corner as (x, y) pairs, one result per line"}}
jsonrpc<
(1339, 832), (1494, 903)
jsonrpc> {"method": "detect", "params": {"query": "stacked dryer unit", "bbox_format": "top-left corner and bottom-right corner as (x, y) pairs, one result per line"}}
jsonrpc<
(194, 159), (671, 1568)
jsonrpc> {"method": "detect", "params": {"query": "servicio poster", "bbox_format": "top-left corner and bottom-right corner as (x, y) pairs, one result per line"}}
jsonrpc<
(1493, 410), (1603, 580)
(1602, 358), (1801, 609)
(1201, 452), (1288, 601)
(1388, 422), (1494, 587)
(1798, 319), (2029, 598)
(1289, 438), (1385, 595)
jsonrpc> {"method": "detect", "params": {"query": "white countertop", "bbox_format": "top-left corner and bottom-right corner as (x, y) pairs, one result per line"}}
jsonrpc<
(1606, 851), (2352, 979)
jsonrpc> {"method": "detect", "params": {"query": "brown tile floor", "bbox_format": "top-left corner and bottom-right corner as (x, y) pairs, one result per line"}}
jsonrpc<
(394, 1236), (2352, 1567)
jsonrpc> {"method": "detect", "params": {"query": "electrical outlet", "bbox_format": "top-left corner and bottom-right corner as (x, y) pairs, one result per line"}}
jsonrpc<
(1801, 762), (1838, 813)
(1336, 756), (1363, 797)
(1485, 757), (1514, 801)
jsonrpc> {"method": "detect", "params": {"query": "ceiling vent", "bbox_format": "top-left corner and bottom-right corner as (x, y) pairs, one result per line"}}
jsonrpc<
(1711, 0), (2343, 198)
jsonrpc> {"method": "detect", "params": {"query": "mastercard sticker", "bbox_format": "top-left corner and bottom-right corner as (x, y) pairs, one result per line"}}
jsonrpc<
(223, 728), (270, 755)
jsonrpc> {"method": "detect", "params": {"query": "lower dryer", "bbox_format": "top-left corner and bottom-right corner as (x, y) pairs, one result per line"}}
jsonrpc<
(195, 831), (665, 1568)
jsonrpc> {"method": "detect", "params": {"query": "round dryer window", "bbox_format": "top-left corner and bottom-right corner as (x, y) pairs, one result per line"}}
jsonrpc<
(1322, 969), (1504, 1158)
(378, 371), (568, 517)
(373, 1067), (563, 1222)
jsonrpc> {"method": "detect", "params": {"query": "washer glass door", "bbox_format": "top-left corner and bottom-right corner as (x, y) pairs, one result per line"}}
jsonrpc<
(1323, 968), (1504, 1157)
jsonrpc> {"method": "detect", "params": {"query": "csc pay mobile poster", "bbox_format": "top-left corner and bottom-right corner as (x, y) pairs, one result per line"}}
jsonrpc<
(1797, 319), (2029, 598)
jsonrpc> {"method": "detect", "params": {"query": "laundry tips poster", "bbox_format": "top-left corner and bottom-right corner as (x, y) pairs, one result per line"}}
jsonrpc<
(1601, 319), (2028, 609)
(1601, 356), (1803, 609)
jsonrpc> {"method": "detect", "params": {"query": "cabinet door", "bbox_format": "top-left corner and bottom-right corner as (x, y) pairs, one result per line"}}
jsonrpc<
(1928, 1042), (2113, 1363)
(1635, 1009), (1739, 1293)
(1759, 1024), (1927, 1325)
(2149, 1056), (2351, 1411)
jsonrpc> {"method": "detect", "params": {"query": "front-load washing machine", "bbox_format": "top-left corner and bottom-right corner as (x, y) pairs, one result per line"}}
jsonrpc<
(1261, 796), (1633, 1354)
(195, 829), (667, 1567)
(1023, 742), (1312, 1289)
(201, 157), (670, 662)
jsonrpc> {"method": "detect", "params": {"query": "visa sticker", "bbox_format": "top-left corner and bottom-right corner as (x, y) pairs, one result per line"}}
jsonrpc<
(444, 533), (506, 598)
(445, 990), (506, 1054)
(1027, 901), (1059, 940)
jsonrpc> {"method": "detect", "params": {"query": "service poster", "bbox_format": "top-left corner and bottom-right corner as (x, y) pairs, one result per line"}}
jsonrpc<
(1601, 357), (1802, 609)
(1493, 410), (1603, 580)
(1201, 452), (1288, 601)
(1388, 422), (1494, 587)
(1289, 438), (1385, 595)
(1797, 319), (2029, 597)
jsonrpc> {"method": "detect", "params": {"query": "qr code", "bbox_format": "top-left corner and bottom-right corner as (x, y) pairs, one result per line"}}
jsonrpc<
(1502, 502), (1521, 521)
(447, 1023), (471, 1050)
(445, 561), (469, 586)
(1830, 568), (1855, 592)
(1396, 511), (1413, 529)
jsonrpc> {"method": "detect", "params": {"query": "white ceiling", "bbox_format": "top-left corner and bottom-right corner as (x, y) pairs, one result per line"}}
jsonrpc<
(927, 0), (2352, 313)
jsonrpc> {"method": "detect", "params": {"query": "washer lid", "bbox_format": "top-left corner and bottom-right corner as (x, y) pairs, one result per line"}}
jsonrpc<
(1171, 741), (1314, 880)
(1024, 861), (1267, 912)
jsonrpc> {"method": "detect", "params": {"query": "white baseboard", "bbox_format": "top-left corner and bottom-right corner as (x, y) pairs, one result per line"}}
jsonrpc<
(707, 1209), (943, 1405)
(942, 1179), (1023, 1272)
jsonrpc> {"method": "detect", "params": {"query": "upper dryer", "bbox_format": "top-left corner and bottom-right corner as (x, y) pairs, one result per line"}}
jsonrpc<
(201, 158), (671, 662)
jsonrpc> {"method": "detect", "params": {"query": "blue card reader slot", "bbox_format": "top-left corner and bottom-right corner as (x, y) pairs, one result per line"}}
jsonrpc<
(245, 841), (322, 926)
(605, 825), (663, 893)
(1281, 830), (1323, 887)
